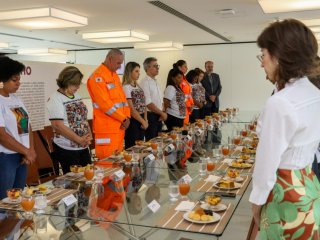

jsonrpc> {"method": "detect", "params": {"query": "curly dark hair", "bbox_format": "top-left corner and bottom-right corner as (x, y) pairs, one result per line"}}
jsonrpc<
(257, 19), (320, 90)
(0, 57), (25, 82)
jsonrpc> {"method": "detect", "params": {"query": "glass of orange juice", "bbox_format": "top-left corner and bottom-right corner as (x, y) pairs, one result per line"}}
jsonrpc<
(21, 193), (35, 218)
(84, 165), (95, 184)
(207, 158), (215, 173)
(221, 145), (230, 157)
(123, 151), (132, 165)
(178, 179), (190, 200)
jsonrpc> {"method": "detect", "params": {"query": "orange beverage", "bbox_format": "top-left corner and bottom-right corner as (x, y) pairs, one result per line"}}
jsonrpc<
(207, 162), (215, 171)
(241, 130), (248, 137)
(170, 133), (177, 140)
(84, 169), (94, 180)
(123, 153), (132, 162)
(21, 198), (35, 211)
(222, 146), (229, 156)
(179, 183), (190, 196)
(249, 124), (255, 131)
(233, 137), (241, 145)
(151, 142), (158, 150)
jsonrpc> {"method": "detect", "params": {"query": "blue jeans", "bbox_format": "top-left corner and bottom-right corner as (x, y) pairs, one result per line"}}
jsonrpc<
(0, 153), (27, 200)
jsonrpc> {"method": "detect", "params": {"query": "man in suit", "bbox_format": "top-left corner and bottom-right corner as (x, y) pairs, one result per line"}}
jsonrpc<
(201, 61), (222, 116)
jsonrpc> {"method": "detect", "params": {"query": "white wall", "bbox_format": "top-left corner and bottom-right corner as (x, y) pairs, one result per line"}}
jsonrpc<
(11, 43), (274, 112)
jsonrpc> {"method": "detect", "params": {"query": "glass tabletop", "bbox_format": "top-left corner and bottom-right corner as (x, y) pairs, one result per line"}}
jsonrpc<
(0, 112), (257, 239)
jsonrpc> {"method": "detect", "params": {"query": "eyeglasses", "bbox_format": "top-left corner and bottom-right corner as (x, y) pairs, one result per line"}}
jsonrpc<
(152, 64), (160, 69)
(256, 54), (264, 63)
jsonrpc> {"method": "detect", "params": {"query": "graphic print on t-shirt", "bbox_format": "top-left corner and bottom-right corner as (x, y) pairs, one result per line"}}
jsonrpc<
(176, 88), (186, 117)
(11, 107), (29, 134)
(131, 88), (146, 114)
(64, 100), (89, 147)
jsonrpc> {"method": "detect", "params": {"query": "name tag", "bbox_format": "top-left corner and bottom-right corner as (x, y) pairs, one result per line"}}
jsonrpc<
(146, 154), (155, 161)
(165, 144), (175, 153)
(181, 174), (192, 183)
(114, 170), (125, 179)
(148, 199), (161, 213)
(208, 124), (214, 131)
(186, 135), (192, 141)
(60, 194), (77, 206)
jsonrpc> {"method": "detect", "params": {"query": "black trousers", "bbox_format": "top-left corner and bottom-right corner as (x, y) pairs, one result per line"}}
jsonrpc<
(165, 114), (184, 132)
(53, 142), (92, 174)
(190, 109), (201, 123)
(125, 115), (145, 149)
(204, 105), (219, 116)
(145, 112), (162, 141)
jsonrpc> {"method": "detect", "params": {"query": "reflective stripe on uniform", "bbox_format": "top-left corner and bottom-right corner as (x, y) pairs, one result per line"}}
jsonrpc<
(93, 102), (99, 108)
(105, 102), (128, 115)
(107, 83), (116, 89)
(96, 138), (111, 144)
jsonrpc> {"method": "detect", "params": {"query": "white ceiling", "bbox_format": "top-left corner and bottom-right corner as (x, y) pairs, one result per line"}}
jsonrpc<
(0, 0), (320, 52)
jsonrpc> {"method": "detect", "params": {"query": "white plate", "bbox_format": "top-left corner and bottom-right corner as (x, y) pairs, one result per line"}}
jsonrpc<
(228, 162), (253, 169)
(223, 176), (244, 182)
(200, 202), (227, 212)
(183, 211), (221, 224)
(214, 182), (242, 190)
(2, 197), (21, 204)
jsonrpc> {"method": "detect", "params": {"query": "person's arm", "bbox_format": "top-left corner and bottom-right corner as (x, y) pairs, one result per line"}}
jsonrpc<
(127, 99), (148, 129)
(249, 97), (297, 217)
(50, 120), (89, 147)
(0, 127), (36, 164)
(87, 74), (127, 123)
(140, 79), (167, 120)
(163, 99), (170, 112)
(213, 74), (222, 97)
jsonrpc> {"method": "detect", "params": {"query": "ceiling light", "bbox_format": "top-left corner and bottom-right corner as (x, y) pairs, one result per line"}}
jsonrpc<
(258, 0), (320, 13)
(0, 7), (87, 29)
(82, 30), (149, 43)
(0, 42), (9, 48)
(18, 48), (68, 56)
(134, 41), (183, 51)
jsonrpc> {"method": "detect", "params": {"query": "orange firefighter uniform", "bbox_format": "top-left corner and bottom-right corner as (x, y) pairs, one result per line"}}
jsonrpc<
(180, 76), (194, 125)
(87, 64), (130, 160)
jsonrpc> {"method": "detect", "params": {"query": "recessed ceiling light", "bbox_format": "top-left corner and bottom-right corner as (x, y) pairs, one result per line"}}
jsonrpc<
(18, 48), (67, 56)
(258, 0), (320, 13)
(0, 7), (87, 29)
(134, 41), (183, 51)
(82, 30), (149, 43)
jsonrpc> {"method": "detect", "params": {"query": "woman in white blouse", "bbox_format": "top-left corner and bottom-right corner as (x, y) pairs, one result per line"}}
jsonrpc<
(250, 19), (320, 239)
(163, 69), (186, 131)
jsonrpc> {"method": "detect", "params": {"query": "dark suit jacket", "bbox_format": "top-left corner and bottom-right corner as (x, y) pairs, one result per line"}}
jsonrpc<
(201, 72), (222, 108)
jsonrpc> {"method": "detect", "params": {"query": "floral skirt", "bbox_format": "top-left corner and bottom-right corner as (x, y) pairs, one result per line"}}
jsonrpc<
(260, 166), (320, 240)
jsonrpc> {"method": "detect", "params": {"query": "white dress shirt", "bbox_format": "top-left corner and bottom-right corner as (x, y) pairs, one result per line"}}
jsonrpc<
(249, 77), (320, 205)
(140, 75), (163, 111)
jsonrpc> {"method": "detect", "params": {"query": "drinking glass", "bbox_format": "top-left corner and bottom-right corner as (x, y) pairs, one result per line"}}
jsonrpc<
(132, 152), (140, 162)
(233, 134), (241, 145)
(84, 165), (95, 184)
(168, 181), (179, 202)
(212, 147), (222, 160)
(198, 158), (207, 177)
(207, 158), (215, 173)
(21, 194), (35, 218)
(221, 144), (230, 157)
(178, 179), (190, 200)
(123, 151), (132, 165)
(34, 193), (47, 214)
